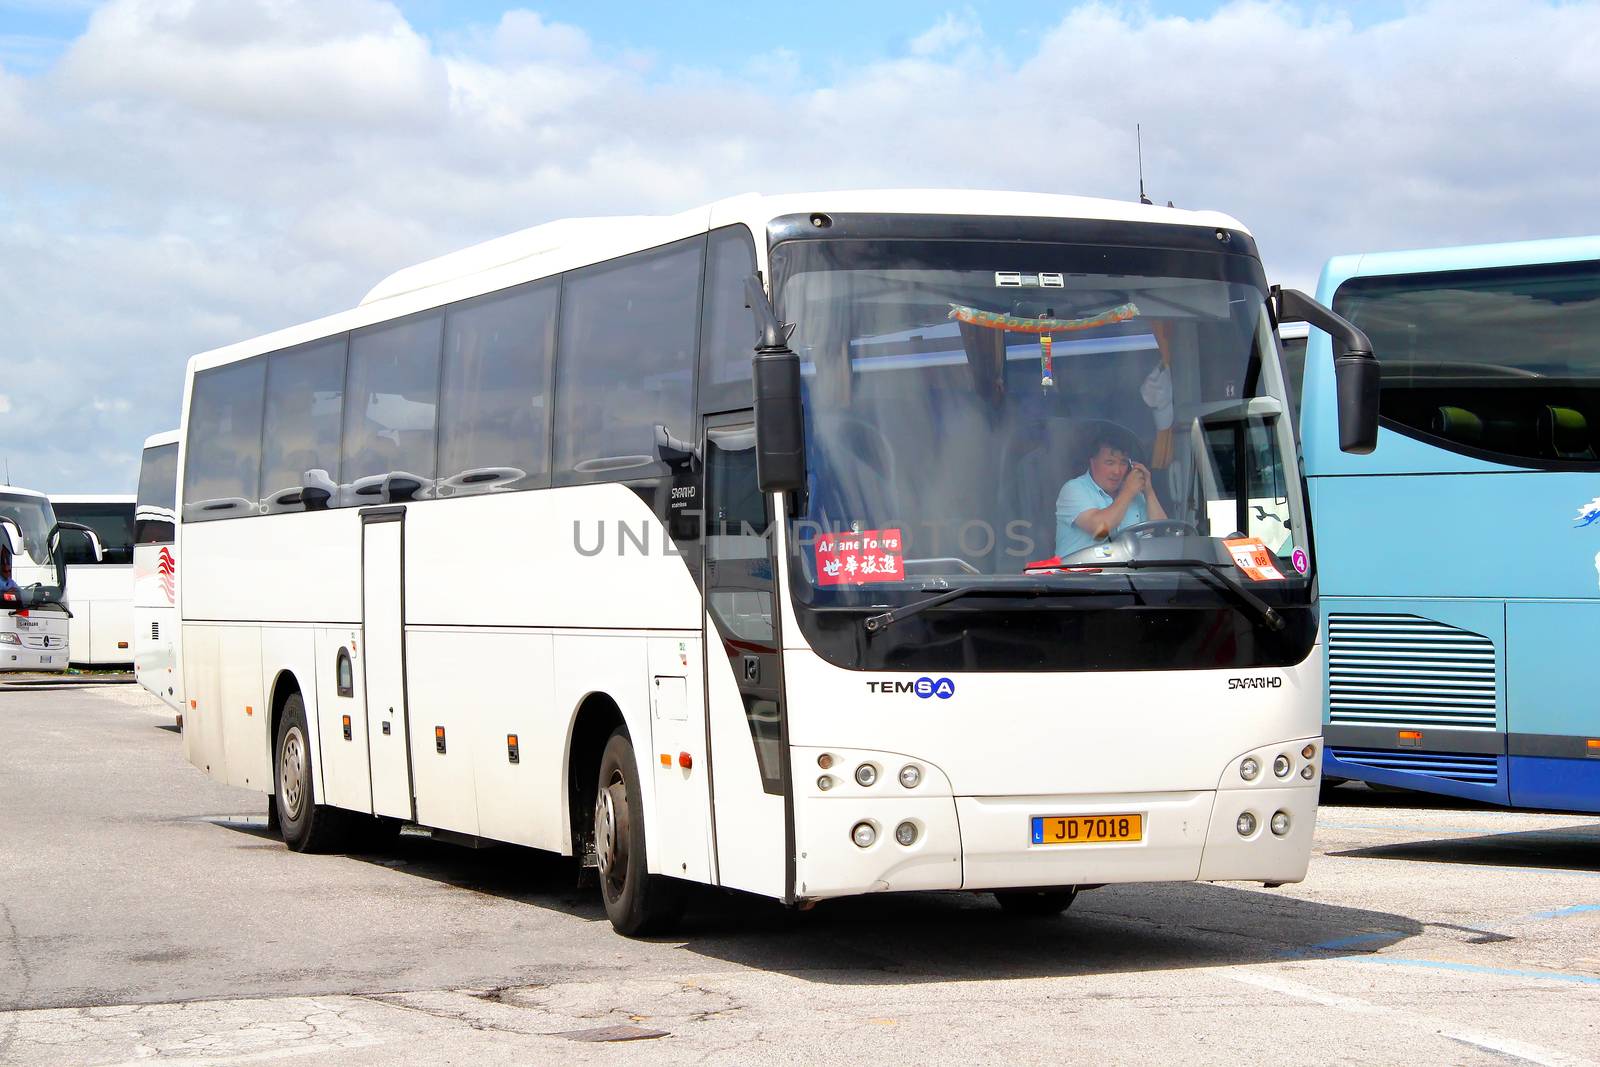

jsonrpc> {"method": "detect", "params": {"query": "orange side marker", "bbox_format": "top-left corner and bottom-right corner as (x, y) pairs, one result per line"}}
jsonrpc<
(660, 753), (672, 766)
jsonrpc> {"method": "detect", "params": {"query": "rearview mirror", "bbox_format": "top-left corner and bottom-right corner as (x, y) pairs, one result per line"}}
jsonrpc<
(745, 273), (806, 493)
(1274, 287), (1380, 454)
(0, 518), (21, 558)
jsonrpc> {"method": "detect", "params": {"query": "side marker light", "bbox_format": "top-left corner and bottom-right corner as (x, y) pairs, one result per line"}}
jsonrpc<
(1301, 743), (1316, 760)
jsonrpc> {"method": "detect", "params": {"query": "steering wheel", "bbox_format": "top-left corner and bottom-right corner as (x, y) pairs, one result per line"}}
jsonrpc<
(1119, 520), (1202, 540)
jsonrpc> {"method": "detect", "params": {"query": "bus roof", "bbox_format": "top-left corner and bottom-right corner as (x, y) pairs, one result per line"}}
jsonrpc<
(142, 429), (180, 450)
(0, 486), (49, 502)
(50, 494), (135, 505)
(1319, 233), (1600, 296)
(187, 189), (1251, 377)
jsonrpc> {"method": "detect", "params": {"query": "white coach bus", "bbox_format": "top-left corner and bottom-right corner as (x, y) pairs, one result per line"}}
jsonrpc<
(176, 190), (1378, 934)
(50, 494), (136, 666)
(132, 432), (182, 714)
(2, 487), (103, 671)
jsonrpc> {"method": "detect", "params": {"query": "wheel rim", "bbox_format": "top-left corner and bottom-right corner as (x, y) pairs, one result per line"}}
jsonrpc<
(280, 726), (306, 820)
(594, 768), (631, 901)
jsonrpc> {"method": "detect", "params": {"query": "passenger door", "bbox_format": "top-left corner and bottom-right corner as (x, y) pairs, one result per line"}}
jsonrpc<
(701, 415), (789, 897)
(362, 507), (414, 819)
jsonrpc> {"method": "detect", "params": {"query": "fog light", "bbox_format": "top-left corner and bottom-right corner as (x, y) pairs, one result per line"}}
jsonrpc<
(1301, 743), (1316, 760)
(1271, 811), (1291, 836)
(899, 764), (922, 789)
(1273, 754), (1292, 778)
(1236, 811), (1258, 836)
(1240, 757), (1260, 781)
(895, 820), (918, 846)
(852, 821), (877, 848)
(818, 775), (834, 791)
(855, 763), (878, 787)
(1300, 764), (1315, 780)
(817, 753), (834, 770)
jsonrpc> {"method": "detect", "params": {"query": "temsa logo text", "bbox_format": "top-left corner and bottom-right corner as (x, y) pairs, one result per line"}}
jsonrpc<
(867, 677), (956, 699)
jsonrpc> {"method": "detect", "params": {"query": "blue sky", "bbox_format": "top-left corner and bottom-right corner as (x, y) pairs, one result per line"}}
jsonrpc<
(0, 0), (1410, 76)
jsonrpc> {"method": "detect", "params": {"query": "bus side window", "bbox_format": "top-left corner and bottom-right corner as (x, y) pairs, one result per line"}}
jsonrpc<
(184, 359), (266, 522)
(260, 336), (347, 514)
(698, 226), (759, 414)
(436, 278), (559, 497)
(553, 237), (703, 484)
(340, 313), (442, 507)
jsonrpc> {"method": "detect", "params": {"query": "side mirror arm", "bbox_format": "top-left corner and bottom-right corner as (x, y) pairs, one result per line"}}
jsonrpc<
(1273, 286), (1381, 455)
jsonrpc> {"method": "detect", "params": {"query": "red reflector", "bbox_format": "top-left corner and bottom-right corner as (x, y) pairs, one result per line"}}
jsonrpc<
(678, 752), (693, 769)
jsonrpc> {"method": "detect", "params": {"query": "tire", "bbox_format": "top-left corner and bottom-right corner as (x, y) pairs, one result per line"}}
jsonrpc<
(594, 730), (684, 936)
(994, 887), (1078, 917)
(273, 693), (348, 853)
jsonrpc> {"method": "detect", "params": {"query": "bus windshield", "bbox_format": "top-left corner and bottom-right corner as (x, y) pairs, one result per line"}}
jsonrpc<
(0, 491), (58, 569)
(772, 238), (1307, 607)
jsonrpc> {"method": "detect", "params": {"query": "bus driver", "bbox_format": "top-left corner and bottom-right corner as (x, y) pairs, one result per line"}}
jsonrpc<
(1055, 434), (1167, 558)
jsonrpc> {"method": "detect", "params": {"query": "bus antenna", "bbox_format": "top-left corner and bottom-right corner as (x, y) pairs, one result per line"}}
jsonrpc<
(1137, 124), (1153, 206)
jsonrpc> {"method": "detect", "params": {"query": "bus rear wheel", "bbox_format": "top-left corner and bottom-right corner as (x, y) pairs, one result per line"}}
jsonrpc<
(594, 730), (684, 936)
(273, 693), (347, 853)
(994, 887), (1078, 917)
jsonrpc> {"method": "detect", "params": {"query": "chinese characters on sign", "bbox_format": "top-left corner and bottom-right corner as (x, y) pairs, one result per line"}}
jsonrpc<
(815, 528), (905, 586)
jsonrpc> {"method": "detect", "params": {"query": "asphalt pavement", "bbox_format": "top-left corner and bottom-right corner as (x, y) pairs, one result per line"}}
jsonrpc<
(3, 684), (1598, 1065)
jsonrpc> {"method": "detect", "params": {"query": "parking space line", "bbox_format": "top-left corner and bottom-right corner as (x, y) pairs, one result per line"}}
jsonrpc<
(1226, 970), (1592, 1067)
(1344, 957), (1600, 987)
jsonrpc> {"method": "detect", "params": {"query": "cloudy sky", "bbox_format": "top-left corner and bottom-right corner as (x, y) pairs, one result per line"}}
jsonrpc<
(1, 0), (1597, 492)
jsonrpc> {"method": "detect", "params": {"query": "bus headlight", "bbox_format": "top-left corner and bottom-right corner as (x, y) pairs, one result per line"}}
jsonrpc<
(895, 821), (918, 846)
(898, 764), (922, 789)
(817, 775), (835, 791)
(855, 763), (878, 787)
(1273, 754), (1292, 778)
(0, 633), (19, 646)
(1239, 757), (1260, 781)
(1236, 812), (1258, 837)
(1300, 764), (1315, 780)
(852, 822), (877, 848)
(1270, 811), (1291, 836)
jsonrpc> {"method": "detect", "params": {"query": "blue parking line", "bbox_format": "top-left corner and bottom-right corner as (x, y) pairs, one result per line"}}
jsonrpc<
(1524, 904), (1600, 920)
(1346, 957), (1600, 986)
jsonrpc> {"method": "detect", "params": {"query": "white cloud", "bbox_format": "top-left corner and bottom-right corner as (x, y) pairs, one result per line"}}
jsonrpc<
(3, 0), (1599, 492)
(0, 395), (11, 414)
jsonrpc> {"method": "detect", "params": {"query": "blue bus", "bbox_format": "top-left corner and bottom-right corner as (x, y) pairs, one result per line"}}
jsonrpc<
(1298, 236), (1600, 812)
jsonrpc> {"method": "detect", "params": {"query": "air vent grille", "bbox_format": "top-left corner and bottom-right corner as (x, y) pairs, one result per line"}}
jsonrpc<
(1331, 747), (1499, 785)
(1328, 613), (1496, 730)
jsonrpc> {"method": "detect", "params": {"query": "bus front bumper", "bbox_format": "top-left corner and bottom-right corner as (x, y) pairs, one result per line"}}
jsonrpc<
(791, 741), (1319, 899)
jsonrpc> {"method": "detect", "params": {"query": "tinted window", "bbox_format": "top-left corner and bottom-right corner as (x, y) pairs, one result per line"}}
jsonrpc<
(554, 238), (703, 483)
(1280, 334), (1307, 433)
(699, 226), (759, 412)
(437, 280), (558, 497)
(260, 337), (347, 514)
(135, 443), (178, 544)
(1336, 260), (1600, 464)
(340, 314), (442, 506)
(184, 359), (265, 521)
(54, 502), (135, 565)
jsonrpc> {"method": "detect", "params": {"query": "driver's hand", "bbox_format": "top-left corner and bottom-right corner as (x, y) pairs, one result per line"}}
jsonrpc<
(1128, 462), (1152, 495)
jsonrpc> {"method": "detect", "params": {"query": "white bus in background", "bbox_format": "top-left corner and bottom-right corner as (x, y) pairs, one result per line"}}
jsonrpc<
(133, 431), (182, 715)
(1, 487), (103, 671)
(51, 494), (136, 667)
(175, 190), (1378, 935)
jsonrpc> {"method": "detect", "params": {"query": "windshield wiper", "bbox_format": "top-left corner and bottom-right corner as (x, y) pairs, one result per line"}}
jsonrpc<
(1122, 559), (1285, 631)
(862, 581), (1128, 636)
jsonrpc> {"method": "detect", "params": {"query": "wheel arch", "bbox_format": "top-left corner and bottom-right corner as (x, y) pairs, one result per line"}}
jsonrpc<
(267, 666), (312, 798)
(563, 690), (632, 859)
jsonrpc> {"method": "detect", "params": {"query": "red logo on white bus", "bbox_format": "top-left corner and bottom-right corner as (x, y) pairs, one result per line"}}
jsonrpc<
(158, 547), (175, 605)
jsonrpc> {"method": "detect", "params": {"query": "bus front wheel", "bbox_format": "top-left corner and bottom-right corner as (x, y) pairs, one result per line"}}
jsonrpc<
(994, 887), (1078, 917)
(273, 693), (347, 853)
(594, 730), (684, 936)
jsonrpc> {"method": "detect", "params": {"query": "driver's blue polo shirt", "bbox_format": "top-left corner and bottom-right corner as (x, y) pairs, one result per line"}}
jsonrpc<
(1054, 469), (1147, 558)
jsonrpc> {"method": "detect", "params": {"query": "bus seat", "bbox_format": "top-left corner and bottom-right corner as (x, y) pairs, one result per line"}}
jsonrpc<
(1539, 405), (1595, 460)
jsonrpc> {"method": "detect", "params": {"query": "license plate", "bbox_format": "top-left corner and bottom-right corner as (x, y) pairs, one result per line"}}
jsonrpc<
(40, 656), (52, 664)
(1031, 813), (1143, 845)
